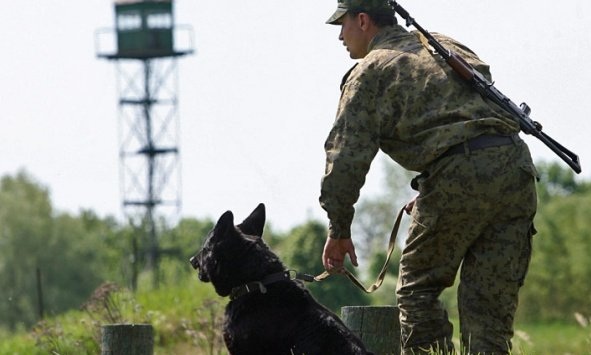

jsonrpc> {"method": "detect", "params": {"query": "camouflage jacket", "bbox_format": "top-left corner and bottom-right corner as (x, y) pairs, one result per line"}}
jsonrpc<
(320, 25), (520, 239)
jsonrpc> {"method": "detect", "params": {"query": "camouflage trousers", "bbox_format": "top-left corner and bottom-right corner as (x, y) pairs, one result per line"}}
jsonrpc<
(396, 139), (537, 355)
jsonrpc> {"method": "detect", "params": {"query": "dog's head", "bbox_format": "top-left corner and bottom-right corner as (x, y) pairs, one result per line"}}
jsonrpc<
(190, 203), (283, 297)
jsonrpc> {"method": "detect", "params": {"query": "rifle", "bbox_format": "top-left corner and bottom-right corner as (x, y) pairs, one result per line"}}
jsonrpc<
(389, 1), (582, 174)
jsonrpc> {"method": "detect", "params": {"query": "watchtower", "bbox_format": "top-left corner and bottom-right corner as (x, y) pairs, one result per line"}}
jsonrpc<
(96, 0), (194, 288)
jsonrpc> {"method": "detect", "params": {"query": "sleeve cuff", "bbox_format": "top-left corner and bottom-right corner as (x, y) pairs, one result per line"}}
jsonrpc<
(328, 220), (352, 239)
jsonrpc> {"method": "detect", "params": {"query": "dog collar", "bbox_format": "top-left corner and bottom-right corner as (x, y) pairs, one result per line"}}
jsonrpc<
(229, 270), (315, 301)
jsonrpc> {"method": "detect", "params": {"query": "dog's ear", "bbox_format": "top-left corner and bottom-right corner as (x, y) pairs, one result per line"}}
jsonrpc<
(214, 210), (234, 236)
(237, 203), (265, 237)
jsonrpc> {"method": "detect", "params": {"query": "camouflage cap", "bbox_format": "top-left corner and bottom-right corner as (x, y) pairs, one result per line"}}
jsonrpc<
(326, 0), (393, 25)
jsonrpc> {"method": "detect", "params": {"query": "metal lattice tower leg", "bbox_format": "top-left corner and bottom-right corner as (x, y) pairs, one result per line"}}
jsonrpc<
(117, 58), (182, 288)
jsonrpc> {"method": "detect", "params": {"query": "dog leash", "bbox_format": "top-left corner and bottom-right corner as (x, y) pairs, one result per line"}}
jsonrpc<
(311, 205), (406, 294)
(230, 270), (316, 300)
(229, 206), (406, 300)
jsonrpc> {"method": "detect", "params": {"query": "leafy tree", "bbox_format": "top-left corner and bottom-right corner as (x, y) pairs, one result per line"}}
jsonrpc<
(518, 186), (591, 322)
(0, 171), (55, 329)
(158, 217), (215, 285)
(352, 157), (415, 260)
(535, 161), (590, 201)
(167, 217), (215, 259)
(48, 214), (101, 309)
(0, 171), (124, 330)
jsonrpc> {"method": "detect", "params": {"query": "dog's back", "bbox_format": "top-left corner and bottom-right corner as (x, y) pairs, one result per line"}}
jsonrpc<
(190, 203), (371, 355)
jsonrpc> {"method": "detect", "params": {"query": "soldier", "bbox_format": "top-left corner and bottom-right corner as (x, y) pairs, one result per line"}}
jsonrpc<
(319, 1), (538, 354)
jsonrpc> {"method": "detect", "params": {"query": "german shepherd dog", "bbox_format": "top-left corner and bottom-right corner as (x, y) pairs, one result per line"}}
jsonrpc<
(189, 203), (372, 355)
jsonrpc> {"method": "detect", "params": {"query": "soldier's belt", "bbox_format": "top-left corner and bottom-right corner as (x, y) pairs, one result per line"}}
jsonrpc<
(440, 134), (518, 159)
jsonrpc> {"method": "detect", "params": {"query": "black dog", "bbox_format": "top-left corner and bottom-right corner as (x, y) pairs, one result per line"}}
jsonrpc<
(190, 203), (372, 355)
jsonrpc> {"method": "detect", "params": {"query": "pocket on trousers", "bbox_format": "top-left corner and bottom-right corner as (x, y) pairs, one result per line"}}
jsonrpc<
(405, 209), (439, 251)
(520, 161), (539, 182)
(510, 224), (535, 287)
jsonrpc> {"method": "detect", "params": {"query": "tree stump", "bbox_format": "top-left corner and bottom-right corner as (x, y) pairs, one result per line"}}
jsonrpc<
(341, 306), (400, 355)
(101, 323), (154, 355)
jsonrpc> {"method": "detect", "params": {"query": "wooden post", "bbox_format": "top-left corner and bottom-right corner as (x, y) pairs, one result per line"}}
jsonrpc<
(341, 306), (400, 355)
(36, 267), (45, 320)
(101, 324), (154, 355)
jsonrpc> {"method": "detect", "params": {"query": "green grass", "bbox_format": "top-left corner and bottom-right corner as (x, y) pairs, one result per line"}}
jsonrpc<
(511, 322), (590, 355)
(0, 272), (229, 355)
(443, 317), (590, 355)
(0, 274), (589, 355)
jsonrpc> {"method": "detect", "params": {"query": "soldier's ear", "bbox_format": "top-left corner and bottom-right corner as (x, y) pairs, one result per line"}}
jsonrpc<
(237, 203), (265, 237)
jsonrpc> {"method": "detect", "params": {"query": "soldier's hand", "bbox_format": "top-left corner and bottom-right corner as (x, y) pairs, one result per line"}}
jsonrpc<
(405, 194), (419, 214)
(322, 237), (358, 273)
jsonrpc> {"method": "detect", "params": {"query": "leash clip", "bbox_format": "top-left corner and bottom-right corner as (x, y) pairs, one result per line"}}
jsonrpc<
(287, 270), (316, 283)
(256, 282), (267, 294)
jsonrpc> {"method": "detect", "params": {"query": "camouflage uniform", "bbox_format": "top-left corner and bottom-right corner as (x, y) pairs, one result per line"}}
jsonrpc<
(319, 24), (537, 354)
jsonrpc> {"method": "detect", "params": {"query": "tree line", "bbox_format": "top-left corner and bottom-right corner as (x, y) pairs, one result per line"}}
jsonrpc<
(0, 162), (589, 332)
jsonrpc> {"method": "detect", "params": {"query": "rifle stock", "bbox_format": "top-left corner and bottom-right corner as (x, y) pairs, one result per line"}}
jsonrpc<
(389, 1), (582, 174)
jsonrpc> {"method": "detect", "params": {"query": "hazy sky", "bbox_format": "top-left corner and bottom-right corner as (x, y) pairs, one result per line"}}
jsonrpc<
(1, 0), (589, 231)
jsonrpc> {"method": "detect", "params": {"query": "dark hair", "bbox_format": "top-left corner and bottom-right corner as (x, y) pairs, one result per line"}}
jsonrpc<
(349, 9), (397, 27)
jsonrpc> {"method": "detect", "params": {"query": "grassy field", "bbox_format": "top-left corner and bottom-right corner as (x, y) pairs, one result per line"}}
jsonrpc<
(511, 322), (590, 355)
(0, 276), (589, 355)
